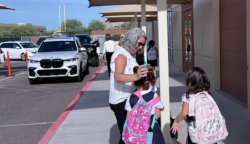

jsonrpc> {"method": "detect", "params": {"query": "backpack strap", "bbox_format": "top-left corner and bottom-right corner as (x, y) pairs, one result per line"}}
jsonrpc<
(133, 91), (143, 101)
(149, 95), (161, 107)
(149, 95), (161, 115)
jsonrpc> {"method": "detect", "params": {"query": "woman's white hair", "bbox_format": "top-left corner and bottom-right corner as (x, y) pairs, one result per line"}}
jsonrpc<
(120, 27), (147, 57)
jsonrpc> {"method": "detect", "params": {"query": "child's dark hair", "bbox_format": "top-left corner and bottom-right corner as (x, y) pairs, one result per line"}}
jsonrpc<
(133, 66), (156, 88)
(149, 40), (155, 47)
(185, 67), (212, 98)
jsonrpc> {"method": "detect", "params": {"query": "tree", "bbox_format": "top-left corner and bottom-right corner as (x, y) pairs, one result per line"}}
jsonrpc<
(61, 19), (83, 31)
(0, 27), (10, 37)
(9, 25), (37, 37)
(87, 20), (105, 31)
(41, 30), (56, 36)
(120, 22), (131, 30)
(61, 19), (88, 34)
(105, 22), (131, 30)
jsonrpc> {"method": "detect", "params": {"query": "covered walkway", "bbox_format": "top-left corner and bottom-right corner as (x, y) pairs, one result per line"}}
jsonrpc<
(44, 62), (250, 144)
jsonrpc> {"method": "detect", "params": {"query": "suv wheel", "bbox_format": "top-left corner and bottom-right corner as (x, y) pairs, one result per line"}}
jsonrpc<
(75, 65), (83, 82)
(21, 54), (26, 61)
(91, 56), (99, 67)
(85, 64), (89, 75)
(29, 78), (39, 85)
(96, 57), (99, 66)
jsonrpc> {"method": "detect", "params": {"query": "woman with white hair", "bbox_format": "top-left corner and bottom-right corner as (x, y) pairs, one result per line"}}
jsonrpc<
(109, 27), (148, 144)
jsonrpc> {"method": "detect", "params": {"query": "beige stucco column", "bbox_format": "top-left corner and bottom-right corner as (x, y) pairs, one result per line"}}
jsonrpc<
(157, 0), (172, 143)
(141, 0), (147, 63)
(247, 0), (250, 111)
(130, 18), (134, 28)
(134, 12), (138, 28)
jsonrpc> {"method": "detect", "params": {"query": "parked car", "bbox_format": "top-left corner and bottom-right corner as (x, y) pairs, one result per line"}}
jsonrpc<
(82, 43), (99, 67)
(0, 41), (39, 61)
(68, 34), (92, 44)
(28, 37), (89, 84)
(112, 35), (121, 46)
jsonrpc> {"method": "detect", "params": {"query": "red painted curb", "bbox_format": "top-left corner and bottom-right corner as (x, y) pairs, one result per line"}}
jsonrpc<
(38, 61), (107, 144)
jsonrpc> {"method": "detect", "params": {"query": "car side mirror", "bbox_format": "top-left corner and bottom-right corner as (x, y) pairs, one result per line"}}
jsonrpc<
(16, 46), (21, 49)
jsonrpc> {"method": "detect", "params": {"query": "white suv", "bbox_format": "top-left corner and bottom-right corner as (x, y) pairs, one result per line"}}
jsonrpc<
(28, 37), (89, 84)
(0, 41), (39, 60)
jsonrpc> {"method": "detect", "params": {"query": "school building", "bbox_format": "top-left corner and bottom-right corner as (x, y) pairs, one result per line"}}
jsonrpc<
(165, 0), (249, 107)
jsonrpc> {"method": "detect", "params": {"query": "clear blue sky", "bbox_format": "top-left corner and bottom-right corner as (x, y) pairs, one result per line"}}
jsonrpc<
(0, 0), (119, 30)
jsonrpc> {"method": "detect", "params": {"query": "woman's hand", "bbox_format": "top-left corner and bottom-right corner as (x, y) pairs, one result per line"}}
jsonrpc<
(170, 121), (181, 135)
(135, 65), (148, 80)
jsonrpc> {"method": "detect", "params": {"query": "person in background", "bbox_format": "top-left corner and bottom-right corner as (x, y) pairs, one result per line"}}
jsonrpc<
(103, 34), (116, 76)
(136, 51), (144, 66)
(95, 39), (101, 56)
(109, 27), (148, 144)
(147, 40), (158, 78)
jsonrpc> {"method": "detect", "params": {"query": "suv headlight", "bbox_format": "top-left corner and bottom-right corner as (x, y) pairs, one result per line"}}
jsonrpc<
(65, 58), (78, 62)
(29, 60), (38, 64)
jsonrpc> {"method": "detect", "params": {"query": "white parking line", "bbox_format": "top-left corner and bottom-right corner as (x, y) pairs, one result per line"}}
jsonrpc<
(0, 77), (11, 82)
(0, 71), (27, 81)
(0, 122), (54, 128)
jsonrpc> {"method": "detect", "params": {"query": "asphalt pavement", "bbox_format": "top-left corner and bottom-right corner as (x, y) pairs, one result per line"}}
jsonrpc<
(0, 58), (105, 144)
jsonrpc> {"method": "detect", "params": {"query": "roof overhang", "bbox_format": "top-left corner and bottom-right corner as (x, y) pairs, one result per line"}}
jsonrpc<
(99, 5), (174, 17)
(105, 15), (157, 22)
(89, 0), (193, 7)
(0, 3), (15, 10)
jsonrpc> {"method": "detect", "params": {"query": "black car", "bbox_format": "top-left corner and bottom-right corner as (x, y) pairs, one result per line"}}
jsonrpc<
(67, 34), (99, 67)
(82, 43), (99, 67)
(68, 34), (92, 44)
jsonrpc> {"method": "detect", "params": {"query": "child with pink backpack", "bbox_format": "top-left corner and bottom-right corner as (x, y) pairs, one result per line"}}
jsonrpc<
(122, 66), (165, 144)
(171, 67), (228, 144)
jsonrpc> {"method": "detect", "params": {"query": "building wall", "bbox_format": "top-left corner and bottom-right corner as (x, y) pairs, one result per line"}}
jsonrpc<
(0, 23), (46, 32)
(193, 0), (220, 89)
(220, 0), (247, 103)
(247, 0), (250, 110)
(172, 4), (182, 70)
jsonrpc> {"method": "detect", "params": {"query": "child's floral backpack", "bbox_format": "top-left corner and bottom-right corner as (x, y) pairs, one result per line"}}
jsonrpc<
(187, 91), (228, 144)
(122, 91), (160, 144)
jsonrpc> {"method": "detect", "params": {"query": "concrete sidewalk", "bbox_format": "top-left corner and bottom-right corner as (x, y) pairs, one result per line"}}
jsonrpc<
(47, 63), (250, 144)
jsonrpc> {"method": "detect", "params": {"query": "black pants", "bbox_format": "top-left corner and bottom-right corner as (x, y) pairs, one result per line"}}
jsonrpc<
(110, 100), (127, 144)
(106, 52), (114, 75)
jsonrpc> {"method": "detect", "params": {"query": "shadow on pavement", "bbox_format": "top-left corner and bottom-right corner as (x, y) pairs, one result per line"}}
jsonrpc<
(72, 90), (110, 110)
(91, 70), (111, 81)
(109, 124), (120, 144)
(37, 76), (87, 84)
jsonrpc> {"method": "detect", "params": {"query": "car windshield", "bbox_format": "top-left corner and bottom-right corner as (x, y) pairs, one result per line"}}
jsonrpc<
(20, 42), (38, 48)
(38, 41), (77, 52)
(76, 35), (91, 44)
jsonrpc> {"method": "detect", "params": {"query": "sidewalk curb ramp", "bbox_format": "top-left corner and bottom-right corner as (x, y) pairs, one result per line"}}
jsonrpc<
(38, 60), (107, 144)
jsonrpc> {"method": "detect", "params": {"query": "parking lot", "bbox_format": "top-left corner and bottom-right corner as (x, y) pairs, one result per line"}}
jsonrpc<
(0, 58), (105, 144)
